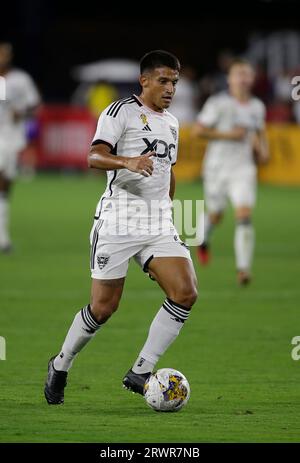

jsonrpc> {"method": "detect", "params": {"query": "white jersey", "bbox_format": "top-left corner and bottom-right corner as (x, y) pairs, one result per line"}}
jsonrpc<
(0, 68), (40, 148)
(197, 92), (266, 174)
(92, 94), (179, 236)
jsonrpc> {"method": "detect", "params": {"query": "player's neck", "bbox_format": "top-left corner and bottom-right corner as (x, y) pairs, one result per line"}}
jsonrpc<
(138, 93), (164, 113)
(0, 66), (10, 76)
(230, 89), (251, 103)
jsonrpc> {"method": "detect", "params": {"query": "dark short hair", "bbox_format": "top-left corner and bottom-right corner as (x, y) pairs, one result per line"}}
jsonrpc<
(140, 50), (180, 74)
(228, 58), (254, 72)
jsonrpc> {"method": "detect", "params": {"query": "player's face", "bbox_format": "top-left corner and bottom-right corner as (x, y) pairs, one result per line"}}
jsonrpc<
(0, 44), (12, 70)
(140, 67), (179, 110)
(228, 64), (255, 94)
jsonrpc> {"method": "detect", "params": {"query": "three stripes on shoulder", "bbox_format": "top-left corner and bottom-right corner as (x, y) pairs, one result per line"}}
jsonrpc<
(107, 97), (136, 118)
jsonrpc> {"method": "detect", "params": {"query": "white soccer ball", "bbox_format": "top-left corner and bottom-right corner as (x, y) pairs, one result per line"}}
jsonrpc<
(143, 368), (190, 412)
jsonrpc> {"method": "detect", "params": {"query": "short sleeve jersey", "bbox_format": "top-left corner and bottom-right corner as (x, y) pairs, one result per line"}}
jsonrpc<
(92, 95), (179, 231)
(0, 68), (40, 140)
(197, 91), (266, 173)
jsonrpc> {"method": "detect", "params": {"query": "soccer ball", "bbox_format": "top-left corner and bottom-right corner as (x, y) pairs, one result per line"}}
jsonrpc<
(143, 368), (190, 412)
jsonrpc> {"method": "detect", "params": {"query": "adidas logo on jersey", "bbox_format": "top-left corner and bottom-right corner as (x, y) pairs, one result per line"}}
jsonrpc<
(140, 113), (152, 131)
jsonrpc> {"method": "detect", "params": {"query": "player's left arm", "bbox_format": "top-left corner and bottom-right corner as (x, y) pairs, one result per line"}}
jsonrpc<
(12, 73), (41, 122)
(12, 105), (40, 123)
(252, 128), (269, 165)
(252, 102), (269, 165)
(169, 167), (176, 200)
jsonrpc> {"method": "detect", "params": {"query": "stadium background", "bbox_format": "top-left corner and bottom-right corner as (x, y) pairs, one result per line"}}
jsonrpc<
(0, 1), (300, 443)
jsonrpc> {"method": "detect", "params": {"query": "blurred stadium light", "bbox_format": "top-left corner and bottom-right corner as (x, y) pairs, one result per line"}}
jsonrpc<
(71, 59), (140, 83)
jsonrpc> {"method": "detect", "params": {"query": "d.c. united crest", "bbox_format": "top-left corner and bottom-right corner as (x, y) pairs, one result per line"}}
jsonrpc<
(97, 254), (110, 270)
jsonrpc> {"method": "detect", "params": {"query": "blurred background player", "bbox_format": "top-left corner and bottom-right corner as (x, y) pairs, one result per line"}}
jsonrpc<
(193, 59), (269, 285)
(0, 42), (40, 253)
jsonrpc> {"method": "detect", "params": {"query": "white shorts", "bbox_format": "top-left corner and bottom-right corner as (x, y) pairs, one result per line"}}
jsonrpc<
(204, 165), (257, 213)
(89, 220), (191, 280)
(0, 137), (24, 180)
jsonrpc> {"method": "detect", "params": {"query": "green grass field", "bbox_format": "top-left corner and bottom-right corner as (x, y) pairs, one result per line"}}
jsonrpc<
(0, 173), (300, 443)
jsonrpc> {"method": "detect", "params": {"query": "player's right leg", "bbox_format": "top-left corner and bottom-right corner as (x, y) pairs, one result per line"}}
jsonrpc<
(197, 174), (226, 265)
(44, 227), (138, 405)
(0, 140), (20, 253)
(44, 279), (125, 405)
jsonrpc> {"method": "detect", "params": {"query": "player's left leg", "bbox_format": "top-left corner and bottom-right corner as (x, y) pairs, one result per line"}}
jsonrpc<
(123, 252), (198, 394)
(197, 173), (227, 265)
(234, 206), (254, 285)
(229, 166), (256, 285)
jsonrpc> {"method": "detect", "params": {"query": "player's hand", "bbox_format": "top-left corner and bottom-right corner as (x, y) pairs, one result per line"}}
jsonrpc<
(124, 151), (156, 177)
(254, 149), (270, 165)
(12, 110), (23, 123)
(228, 127), (247, 141)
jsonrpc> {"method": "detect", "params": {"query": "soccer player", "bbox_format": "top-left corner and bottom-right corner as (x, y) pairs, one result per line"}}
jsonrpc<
(44, 50), (198, 405)
(0, 42), (40, 252)
(194, 59), (268, 285)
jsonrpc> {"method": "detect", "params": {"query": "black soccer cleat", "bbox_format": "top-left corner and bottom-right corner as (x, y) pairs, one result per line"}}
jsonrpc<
(44, 356), (68, 405)
(122, 369), (151, 395)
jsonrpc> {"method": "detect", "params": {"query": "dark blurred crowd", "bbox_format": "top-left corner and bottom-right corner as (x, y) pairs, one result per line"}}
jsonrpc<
(75, 30), (300, 125)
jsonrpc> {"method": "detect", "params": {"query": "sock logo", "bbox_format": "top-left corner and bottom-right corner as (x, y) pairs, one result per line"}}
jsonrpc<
(137, 357), (146, 367)
(83, 327), (95, 334)
(59, 352), (64, 359)
(171, 316), (183, 323)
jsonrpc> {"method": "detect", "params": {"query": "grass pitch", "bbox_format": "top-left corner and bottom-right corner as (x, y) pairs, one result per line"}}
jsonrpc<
(0, 173), (299, 442)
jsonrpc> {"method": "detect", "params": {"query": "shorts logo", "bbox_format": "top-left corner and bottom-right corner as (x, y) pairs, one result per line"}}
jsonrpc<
(97, 254), (110, 270)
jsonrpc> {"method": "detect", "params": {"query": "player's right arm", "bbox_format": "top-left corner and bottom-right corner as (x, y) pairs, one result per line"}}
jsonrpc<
(193, 124), (246, 141)
(87, 102), (154, 177)
(192, 95), (246, 141)
(88, 143), (155, 177)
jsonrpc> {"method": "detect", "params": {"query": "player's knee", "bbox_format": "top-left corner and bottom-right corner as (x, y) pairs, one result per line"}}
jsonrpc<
(210, 212), (223, 225)
(90, 296), (120, 323)
(235, 207), (252, 223)
(169, 283), (198, 309)
(236, 216), (252, 225)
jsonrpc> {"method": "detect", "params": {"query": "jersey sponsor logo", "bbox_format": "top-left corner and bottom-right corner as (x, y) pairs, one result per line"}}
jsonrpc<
(97, 254), (110, 270)
(141, 137), (175, 160)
